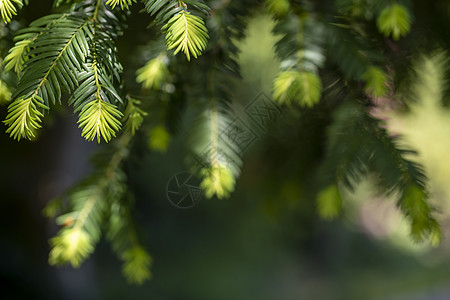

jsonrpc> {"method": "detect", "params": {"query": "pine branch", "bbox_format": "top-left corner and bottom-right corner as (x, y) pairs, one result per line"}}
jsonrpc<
(122, 97), (147, 135)
(49, 182), (107, 267)
(121, 246), (152, 285)
(107, 192), (152, 285)
(272, 13), (325, 106)
(385, 51), (449, 244)
(0, 0), (23, 24)
(143, 0), (210, 24)
(317, 184), (342, 220)
(4, 0), (126, 142)
(163, 11), (209, 61)
(16, 16), (91, 103)
(3, 95), (49, 140)
(143, 0), (210, 60)
(48, 132), (150, 267)
(273, 70), (322, 106)
(72, 19), (123, 143)
(3, 39), (32, 75)
(180, 1), (256, 198)
(4, 14), (91, 140)
(106, 0), (137, 10)
(316, 97), (441, 243)
(316, 102), (370, 191)
(187, 99), (242, 199)
(336, 0), (375, 19)
(0, 79), (12, 105)
(377, 2), (412, 40)
(136, 52), (169, 89)
(265, 0), (290, 17)
(3, 13), (71, 76)
(205, 0), (252, 72)
(48, 131), (152, 282)
(327, 23), (388, 97)
(77, 98), (123, 143)
(53, 0), (84, 7)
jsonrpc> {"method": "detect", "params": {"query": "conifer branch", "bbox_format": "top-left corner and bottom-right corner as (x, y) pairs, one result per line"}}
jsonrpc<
(144, 0), (211, 60)
(272, 12), (325, 106)
(3, 95), (49, 140)
(0, 0), (23, 23)
(163, 10), (209, 60)
(106, 0), (136, 10)
(48, 132), (152, 274)
(4, 15), (91, 140)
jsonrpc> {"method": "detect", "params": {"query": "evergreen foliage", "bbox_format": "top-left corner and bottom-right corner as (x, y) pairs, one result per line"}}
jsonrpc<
(106, 0), (137, 10)
(163, 11), (209, 60)
(1, 0), (449, 285)
(377, 3), (412, 40)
